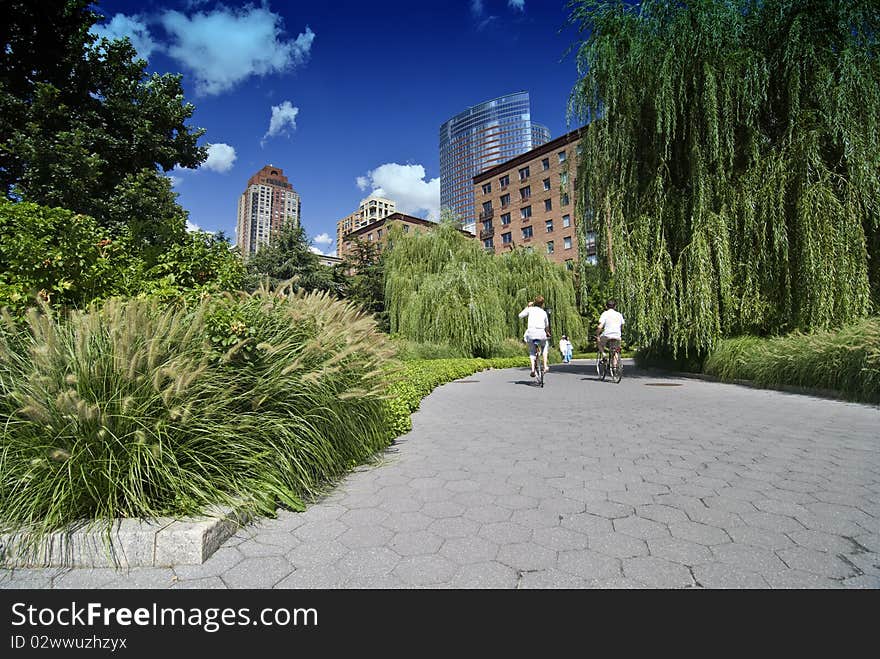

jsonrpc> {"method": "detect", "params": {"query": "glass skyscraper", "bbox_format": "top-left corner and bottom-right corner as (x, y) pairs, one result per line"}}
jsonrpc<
(440, 91), (550, 234)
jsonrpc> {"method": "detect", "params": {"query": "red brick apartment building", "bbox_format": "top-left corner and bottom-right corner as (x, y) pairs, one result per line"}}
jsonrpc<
(338, 212), (448, 258)
(472, 129), (597, 270)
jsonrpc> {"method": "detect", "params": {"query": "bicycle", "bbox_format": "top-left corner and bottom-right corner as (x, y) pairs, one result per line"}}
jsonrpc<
(596, 339), (623, 383)
(532, 338), (546, 387)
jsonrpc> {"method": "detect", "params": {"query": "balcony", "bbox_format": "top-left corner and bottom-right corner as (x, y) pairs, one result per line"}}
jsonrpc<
(480, 228), (495, 240)
(478, 209), (494, 221)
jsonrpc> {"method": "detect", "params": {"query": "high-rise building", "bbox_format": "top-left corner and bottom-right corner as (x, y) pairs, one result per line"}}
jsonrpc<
(335, 195), (397, 250)
(236, 165), (301, 256)
(440, 91), (550, 234)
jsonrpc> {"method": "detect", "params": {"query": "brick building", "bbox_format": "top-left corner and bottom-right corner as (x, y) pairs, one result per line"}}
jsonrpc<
(335, 196), (397, 251)
(472, 129), (596, 270)
(235, 165), (301, 257)
(338, 212), (444, 258)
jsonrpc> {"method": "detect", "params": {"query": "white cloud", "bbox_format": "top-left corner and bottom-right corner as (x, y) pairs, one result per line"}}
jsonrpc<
(313, 233), (333, 245)
(309, 246), (324, 255)
(471, 0), (485, 15)
(91, 14), (158, 60)
(202, 143), (237, 172)
(356, 176), (369, 191)
(167, 174), (183, 187)
(160, 7), (315, 96)
(508, 0), (525, 10)
(358, 163), (441, 221)
(262, 101), (299, 146)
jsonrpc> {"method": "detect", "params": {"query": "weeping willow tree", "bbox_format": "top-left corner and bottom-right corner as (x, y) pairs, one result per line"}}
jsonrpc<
(568, 0), (880, 356)
(384, 221), (583, 356)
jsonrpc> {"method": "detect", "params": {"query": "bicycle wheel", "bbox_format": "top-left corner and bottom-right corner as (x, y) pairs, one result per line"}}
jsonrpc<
(596, 351), (604, 378)
(612, 352), (623, 384)
(599, 356), (607, 381)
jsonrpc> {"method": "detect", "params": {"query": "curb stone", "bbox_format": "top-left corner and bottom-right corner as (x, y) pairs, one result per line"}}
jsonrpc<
(0, 504), (252, 568)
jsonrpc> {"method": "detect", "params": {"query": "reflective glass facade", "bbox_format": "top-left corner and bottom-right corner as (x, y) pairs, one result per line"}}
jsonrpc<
(439, 91), (549, 234)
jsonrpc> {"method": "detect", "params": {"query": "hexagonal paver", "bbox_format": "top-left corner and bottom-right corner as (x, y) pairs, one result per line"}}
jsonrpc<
(762, 569), (844, 589)
(222, 556), (294, 589)
(510, 508), (563, 529)
(421, 501), (466, 519)
(669, 521), (731, 546)
(478, 521), (532, 545)
(286, 540), (349, 568)
(636, 504), (689, 525)
(335, 547), (400, 579)
(495, 494), (539, 510)
(379, 511), (434, 533)
(692, 563), (768, 588)
(393, 555), (457, 586)
(428, 517), (481, 539)
(584, 500), (633, 519)
(776, 547), (859, 579)
(589, 533), (649, 559)
(613, 515), (671, 540)
(293, 520), (347, 543)
(450, 562), (518, 588)
(726, 526), (795, 551)
(464, 505), (512, 524)
(711, 544), (787, 575)
(518, 569), (590, 589)
(496, 543), (557, 572)
(622, 556), (694, 588)
(274, 564), (348, 589)
(532, 527), (589, 552)
(647, 536), (713, 566)
(561, 513), (614, 536)
(338, 525), (394, 549)
(389, 531), (443, 557)
(440, 537), (498, 564)
(557, 549), (620, 580)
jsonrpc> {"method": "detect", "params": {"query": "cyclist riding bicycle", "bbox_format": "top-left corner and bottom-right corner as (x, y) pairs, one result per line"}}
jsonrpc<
(597, 298), (625, 364)
(519, 295), (551, 378)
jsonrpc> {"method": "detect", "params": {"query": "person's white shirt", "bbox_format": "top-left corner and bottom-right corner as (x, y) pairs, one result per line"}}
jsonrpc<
(598, 309), (625, 339)
(519, 306), (549, 341)
(559, 338), (571, 353)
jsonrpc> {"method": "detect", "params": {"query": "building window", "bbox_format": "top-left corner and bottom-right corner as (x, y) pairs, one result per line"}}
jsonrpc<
(482, 183), (492, 194)
(543, 178), (551, 191)
(499, 174), (509, 188)
(547, 240), (555, 254)
(482, 219), (493, 231)
(377, 229), (382, 238)
(502, 232), (512, 244)
(587, 254), (598, 266)
(500, 193), (510, 207)
(564, 236), (572, 249)
(558, 150), (567, 163)
(560, 171), (569, 187)
(521, 205), (532, 219)
(522, 226), (533, 239)
(482, 201), (492, 214)
(565, 259), (574, 271)
(562, 214), (571, 228)
(520, 186), (531, 201)
(501, 212), (511, 225)
(368, 233), (374, 241)
(404, 225), (410, 233)
(545, 219), (553, 232)
(544, 199), (552, 212)
(561, 193), (570, 206)
(518, 166), (530, 181)
(541, 157), (550, 170)
(483, 238), (494, 249)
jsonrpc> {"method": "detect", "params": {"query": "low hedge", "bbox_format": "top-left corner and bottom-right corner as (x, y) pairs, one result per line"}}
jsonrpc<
(384, 357), (528, 436)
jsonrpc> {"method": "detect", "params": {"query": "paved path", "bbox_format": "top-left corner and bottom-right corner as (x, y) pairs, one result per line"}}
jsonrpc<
(2, 361), (879, 589)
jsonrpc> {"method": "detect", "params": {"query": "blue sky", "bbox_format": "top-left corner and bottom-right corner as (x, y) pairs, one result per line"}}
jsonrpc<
(91, 0), (585, 255)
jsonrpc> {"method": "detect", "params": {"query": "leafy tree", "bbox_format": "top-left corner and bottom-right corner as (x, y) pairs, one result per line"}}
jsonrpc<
(568, 0), (880, 356)
(246, 221), (334, 293)
(1, 1), (205, 229)
(341, 237), (388, 329)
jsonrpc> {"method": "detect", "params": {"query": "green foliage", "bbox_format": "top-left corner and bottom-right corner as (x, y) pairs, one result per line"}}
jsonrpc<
(0, 199), (125, 312)
(383, 356), (530, 436)
(340, 237), (388, 330)
(568, 0), (880, 355)
(702, 318), (880, 404)
(138, 231), (246, 302)
(0, 286), (397, 536)
(389, 336), (470, 360)
(385, 222), (584, 357)
(246, 220), (334, 294)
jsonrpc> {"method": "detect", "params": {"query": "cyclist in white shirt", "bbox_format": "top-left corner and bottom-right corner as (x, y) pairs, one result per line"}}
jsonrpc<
(597, 298), (625, 358)
(519, 295), (551, 377)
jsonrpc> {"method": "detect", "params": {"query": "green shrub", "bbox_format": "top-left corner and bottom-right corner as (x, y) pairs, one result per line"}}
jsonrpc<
(389, 336), (469, 360)
(703, 318), (880, 403)
(0, 286), (396, 537)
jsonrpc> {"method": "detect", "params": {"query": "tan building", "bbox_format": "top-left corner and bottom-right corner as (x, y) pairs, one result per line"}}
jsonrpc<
(335, 195), (397, 248)
(236, 165), (301, 256)
(472, 129), (596, 270)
